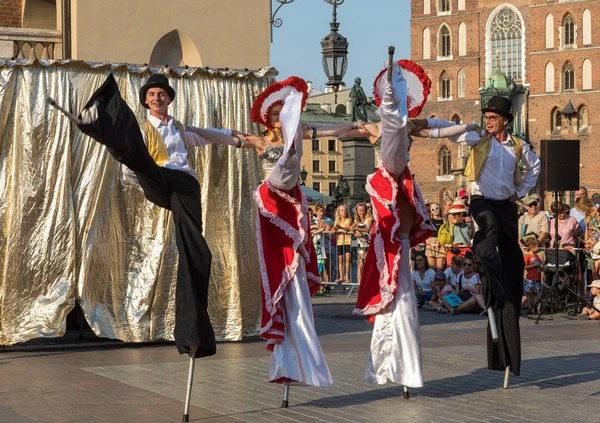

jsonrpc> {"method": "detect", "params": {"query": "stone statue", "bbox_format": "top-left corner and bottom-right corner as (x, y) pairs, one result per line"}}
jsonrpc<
(331, 175), (350, 207)
(350, 77), (368, 122)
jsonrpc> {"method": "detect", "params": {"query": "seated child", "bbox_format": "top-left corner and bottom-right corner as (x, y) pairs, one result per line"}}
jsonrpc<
(427, 271), (455, 314)
(579, 280), (600, 320)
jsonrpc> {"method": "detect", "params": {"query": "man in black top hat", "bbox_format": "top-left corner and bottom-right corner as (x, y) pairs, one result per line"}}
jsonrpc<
(76, 73), (247, 358)
(424, 95), (541, 378)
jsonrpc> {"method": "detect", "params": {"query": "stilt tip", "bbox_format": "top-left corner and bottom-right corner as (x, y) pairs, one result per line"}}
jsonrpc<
(403, 386), (410, 399)
(46, 97), (56, 106)
(281, 400), (289, 408)
(182, 414), (189, 422)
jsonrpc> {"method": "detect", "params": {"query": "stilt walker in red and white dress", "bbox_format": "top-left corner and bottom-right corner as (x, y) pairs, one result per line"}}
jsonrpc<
(354, 49), (435, 396)
(249, 77), (333, 407)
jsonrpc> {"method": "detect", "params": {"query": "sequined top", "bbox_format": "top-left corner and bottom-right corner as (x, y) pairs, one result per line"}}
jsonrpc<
(258, 145), (284, 179)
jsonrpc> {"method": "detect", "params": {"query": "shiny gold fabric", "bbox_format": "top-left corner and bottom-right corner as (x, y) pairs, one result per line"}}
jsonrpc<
(0, 59), (275, 346)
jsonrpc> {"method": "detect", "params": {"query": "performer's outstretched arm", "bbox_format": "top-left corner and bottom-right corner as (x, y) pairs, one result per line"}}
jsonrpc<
(184, 126), (245, 147)
(377, 63), (410, 176)
(425, 118), (482, 145)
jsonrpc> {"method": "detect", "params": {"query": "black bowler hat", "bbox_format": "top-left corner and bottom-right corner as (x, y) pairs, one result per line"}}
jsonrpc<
(481, 96), (513, 123)
(139, 74), (176, 109)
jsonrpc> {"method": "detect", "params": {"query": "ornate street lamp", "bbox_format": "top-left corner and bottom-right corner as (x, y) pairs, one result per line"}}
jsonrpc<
(300, 166), (308, 185)
(320, 0), (348, 96)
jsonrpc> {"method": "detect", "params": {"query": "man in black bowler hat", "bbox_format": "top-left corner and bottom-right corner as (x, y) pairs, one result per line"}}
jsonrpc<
(424, 95), (541, 379)
(76, 73), (248, 359)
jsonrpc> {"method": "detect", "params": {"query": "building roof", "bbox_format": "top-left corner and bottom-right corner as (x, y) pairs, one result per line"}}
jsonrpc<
(301, 103), (380, 124)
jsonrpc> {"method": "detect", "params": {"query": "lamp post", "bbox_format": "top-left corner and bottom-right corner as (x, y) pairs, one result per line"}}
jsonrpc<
(300, 166), (308, 186)
(320, 0), (348, 101)
(270, 0), (348, 102)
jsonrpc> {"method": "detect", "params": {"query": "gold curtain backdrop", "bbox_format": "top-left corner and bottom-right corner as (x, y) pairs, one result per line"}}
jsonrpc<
(0, 59), (275, 346)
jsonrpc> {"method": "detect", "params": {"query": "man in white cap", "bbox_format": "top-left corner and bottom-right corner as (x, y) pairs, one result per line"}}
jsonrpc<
(518, 195), (549, 247)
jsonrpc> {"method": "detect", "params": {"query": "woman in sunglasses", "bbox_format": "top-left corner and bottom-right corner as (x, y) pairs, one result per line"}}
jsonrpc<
(425, 202), (446, 271)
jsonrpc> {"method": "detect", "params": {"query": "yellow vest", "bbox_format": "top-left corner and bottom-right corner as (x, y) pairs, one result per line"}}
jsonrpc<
(140, 120), (186, 165)
(464, 134), (524, 187)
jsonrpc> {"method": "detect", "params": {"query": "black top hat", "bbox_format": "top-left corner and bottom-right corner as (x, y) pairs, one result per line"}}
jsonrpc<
(481, 96), (513, 123)
(139, 74), (176, 109)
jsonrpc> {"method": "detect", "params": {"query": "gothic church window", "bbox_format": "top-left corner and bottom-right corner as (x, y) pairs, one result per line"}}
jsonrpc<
(563, 62), (574, 91)
(488, 7), (523, 80)
(440, 147), (452, 175)
(564, 14), (575, 46)
(440, 71), (451, 99)
(440, 25), (451, 57)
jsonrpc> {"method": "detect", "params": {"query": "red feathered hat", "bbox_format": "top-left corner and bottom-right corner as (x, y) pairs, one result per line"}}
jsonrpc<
(251, 76), (309, 130)
(373, 60), (431, 118)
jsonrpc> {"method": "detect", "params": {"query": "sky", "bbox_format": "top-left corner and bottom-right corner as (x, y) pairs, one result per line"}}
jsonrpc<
(270, 0), (412, 93)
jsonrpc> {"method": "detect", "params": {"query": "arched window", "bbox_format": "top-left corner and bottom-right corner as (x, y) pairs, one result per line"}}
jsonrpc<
(583, 59), (592, 90)
(545, 62), (555, 93)
(439, 0), (450, 13)
(424, 0), (430, 15)
(440, 147), (452, 175)
(335, 104), (346, 114)
(458, 22), (467, 56)
(458, 0), (465, 11)
(577, 105), (588, 131)
(583, 9), (592, 46)
(488, 6), (523, 80)
(563, 62), (575, 91)
(440, 71), (451, 99)
(451, 114), (461, 124)
(423, 27), (431, 60)
(564, 14), (575, 46)
(439, 25), (451, 57)
(551, 107), (561, 131)
(545, 13), (554, 49)
(457, 68), (466, 98)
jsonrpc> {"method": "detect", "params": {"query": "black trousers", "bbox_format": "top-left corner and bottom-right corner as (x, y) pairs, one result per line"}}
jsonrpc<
(471, 198), (523, 376)
(77, 75), (216, 358)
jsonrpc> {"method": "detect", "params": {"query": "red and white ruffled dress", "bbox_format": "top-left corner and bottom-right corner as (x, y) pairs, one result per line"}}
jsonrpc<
(253, 88), (339, 386)
(354, 64), (434, 387)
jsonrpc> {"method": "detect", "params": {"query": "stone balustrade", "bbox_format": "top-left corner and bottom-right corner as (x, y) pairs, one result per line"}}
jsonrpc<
(0, 27), (62, 60)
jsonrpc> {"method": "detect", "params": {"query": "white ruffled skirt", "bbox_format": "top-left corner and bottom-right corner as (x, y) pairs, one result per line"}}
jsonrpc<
(365, 238), (423, 387)
(269, 260), (333, 386)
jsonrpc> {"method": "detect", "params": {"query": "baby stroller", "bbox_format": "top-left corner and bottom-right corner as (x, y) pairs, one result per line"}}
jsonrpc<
(536, 248), (580, 319)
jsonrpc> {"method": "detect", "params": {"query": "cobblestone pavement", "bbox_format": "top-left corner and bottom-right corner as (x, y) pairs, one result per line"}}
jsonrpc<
(1, 294), (599, 423)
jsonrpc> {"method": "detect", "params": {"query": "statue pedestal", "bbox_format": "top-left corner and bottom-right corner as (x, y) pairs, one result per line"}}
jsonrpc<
(341, 137), (374, 205)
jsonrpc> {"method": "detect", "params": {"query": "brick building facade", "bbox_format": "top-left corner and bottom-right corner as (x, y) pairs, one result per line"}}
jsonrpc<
(0, 0), (23, 28)
(410, 0), (599, 205)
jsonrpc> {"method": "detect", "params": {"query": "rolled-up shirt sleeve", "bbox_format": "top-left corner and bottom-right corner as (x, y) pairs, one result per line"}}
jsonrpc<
(517, 142), (541, 198)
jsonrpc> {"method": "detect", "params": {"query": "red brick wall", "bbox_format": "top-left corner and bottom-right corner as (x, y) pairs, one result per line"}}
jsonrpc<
(0, 0), (23, 28)
(410, 0), (600, 202)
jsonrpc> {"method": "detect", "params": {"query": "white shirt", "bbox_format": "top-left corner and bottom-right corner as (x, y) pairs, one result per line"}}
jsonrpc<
(444, 267), (464, 287)
(570, 207), (586, 233)
(412, 268), (436, 291)
(124, 114), (235, 181)
(428, 119), (541, 200)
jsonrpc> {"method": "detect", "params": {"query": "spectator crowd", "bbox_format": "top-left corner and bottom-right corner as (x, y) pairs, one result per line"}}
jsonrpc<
(309, 186), (600, 320)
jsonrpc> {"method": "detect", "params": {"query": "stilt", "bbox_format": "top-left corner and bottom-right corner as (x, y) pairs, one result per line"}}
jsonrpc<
(487, 307), (498, 343)
(503, 366), (511, 389)
(281, 383), (290, 408)
(182, 350), (197, 422)
(403, 385), (409, 399)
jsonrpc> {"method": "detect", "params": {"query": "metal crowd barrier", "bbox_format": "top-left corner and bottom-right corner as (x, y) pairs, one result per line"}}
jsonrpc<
(311, 230), (362, 297)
